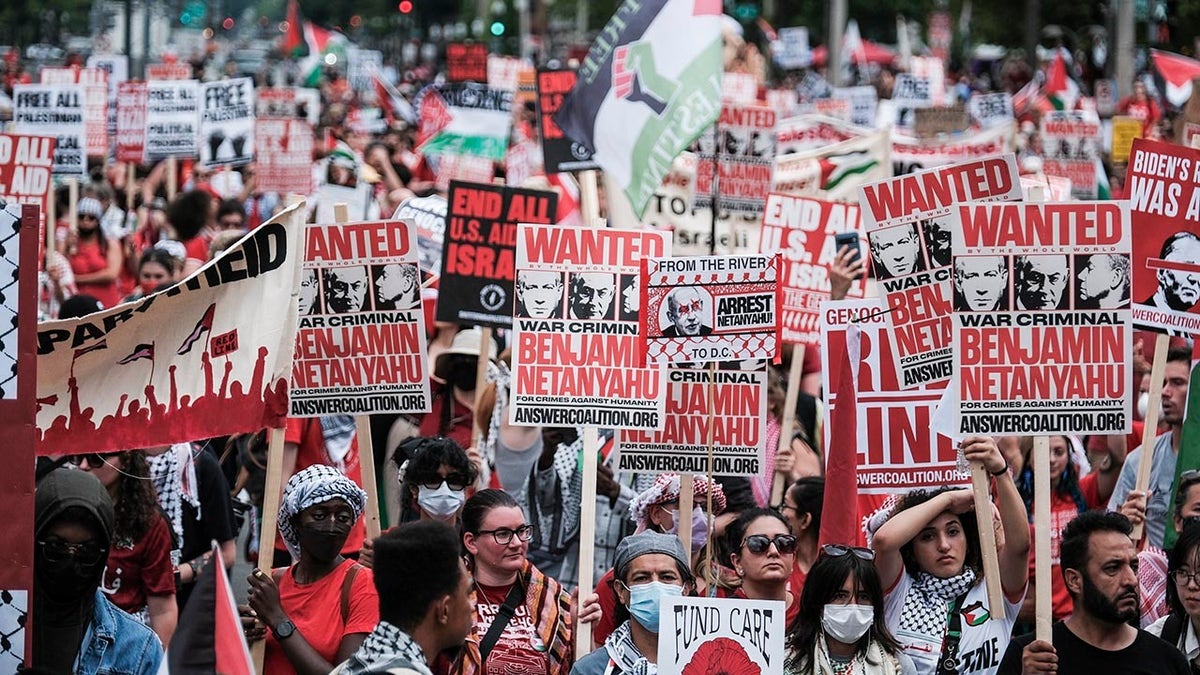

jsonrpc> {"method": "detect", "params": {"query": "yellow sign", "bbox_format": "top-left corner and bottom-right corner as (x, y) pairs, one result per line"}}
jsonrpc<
(1111, 116), (1142, 164)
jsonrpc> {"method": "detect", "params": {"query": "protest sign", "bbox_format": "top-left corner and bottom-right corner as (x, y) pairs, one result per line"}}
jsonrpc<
(969, 92), (1014, 129)
(116, 82), (147, 164)
(0, 203), (39, 660)
(891, 123), (1014, 176)
(858, 155), (1022, 388)
(694, 105), (777, 214)
(1111, 116), (1143, 163)
(41, 67), (109, 158)
(314, 182), (377, 225)
(616, 364), (767, 475)
(434, 153), (495, 192)
(761, 194), (866, 344)
(146, 62), (192, 80)
(36, 203), (307, 455)
(1041, 110), (1102, 199)
(949, 201), (1133, 435)
(810, 97), (852, 121)
(199, 78), (255, 168)
(775, 114), (871, 155)
(775, 27), (812, 69)
(891, 73), (934, 128)
(536, 68), (598, 173)
(446, 43), (489, 82)
(146, 79), (200, 160)
(0, 134), (54, 224)
(772, 126), (890, 202)
(416, 83), (512, 162)
(503, 138), (538, 188)
(722, 72), (759, 104)
(1127, 138), (1200, 335)
(1094, 79), (1117, 117)
(86, 55), (128, 149)
(822, 298), (964, 494)
(487, 55), (523, 92)
(765, 89), (799, 117)
(13, 83), (87, 179)
(347, 47), (383, 92)
(657, 597), (785, 675)
(393, 194), (446, 278)
(256, 87), (320, 125)
(832, 85), (878, 127)
(290, 219), (430, 416)
(640, 255), (781, 364)
(255, 118), (313, 195)
(913, 104), (971, 138)
(510, 224), (670, 430)
(439, 181), (557, 327)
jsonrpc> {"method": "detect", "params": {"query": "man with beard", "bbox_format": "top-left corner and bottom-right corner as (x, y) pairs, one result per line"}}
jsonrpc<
(998, 511), (1189, 674)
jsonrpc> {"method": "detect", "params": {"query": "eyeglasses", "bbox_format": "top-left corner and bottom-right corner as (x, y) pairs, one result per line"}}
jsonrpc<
(1174, 569), (1200, 588)
(742, 534), (798, 555)
(420, 476), (468, 492)
(822, 544), (877, 561)
(477, 524), (534, 545)
(69, 453), (119, 469)
(38, 538), (107, 566)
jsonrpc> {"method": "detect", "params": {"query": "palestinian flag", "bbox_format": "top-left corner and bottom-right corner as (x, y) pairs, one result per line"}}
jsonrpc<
(165, 545), (253, 674)
(1151, 49), (1200, 108)
(414, 83), (512, 162)
(283, 1), (347, 89)
(553, 0), (724, 218)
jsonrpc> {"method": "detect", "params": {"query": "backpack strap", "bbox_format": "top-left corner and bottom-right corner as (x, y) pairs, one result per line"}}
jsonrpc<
(1163, 612), (1186, 649)
(341, 562), (364, 624)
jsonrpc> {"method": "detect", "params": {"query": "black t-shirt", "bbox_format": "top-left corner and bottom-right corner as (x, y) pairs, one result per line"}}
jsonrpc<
(999, 621), (1191, 675)
(177, 446), (236, 608)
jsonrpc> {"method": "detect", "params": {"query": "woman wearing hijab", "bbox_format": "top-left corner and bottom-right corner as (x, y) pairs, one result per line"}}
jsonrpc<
(245, 465), (379, 675)
(32, 468), (163, 674)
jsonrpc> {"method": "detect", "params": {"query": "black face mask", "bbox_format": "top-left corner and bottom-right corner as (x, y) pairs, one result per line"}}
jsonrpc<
(35, 553), (105, 604)
(296, 522), (350, 563)
(449, 360), (478, 392)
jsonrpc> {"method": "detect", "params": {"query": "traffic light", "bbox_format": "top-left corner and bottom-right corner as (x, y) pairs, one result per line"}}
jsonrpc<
(490, 21), (505, 36)
(398, 0), (413, 12)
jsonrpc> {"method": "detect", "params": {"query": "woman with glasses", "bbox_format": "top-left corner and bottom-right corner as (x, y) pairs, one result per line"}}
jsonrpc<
(723, 508), (801, 625)
(244, 465), (378, 675)
(1147, 522), (1200, 669)
(872, 436), (1029, 675)
(785, 544), (914, 675)
(73, 450), (178, 648)
(448, 488), (576, 675)
(63, 196), (124, 309)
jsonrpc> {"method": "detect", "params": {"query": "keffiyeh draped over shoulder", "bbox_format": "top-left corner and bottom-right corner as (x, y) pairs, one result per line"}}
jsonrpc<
(278, 464), (367, 558)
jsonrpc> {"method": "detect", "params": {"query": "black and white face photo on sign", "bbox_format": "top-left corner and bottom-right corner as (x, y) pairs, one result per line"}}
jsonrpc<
(869, 223), (926, 280)
(516, 270), (564, 319)
(568, 272), (615, 320)
(322, 265), (372, 314)
(1146, 231), (1200, 312)
(373, 263), (419, 310)
(1014, 254), (1070, 311)
(953, 255), (1010, 312)
(1075, 253), (1131, 310)
(661, 285), (713, 337)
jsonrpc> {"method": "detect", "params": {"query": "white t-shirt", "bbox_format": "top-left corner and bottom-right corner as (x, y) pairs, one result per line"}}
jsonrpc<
(884, 572), (1025, 675)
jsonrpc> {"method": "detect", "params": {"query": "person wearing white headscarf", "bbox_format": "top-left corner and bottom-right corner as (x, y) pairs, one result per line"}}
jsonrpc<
(245, 465), (379, 675)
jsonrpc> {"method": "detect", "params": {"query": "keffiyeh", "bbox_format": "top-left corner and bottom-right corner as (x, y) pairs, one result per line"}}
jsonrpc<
(147, 443), (201, 545)
(897, 568), (977, 641)
(628, 473), (727, 530)
(278, 464), (367, 558)
(319, 415), (357, 471)
(337, 621), (433, 675)
(605, 621), (657, 675)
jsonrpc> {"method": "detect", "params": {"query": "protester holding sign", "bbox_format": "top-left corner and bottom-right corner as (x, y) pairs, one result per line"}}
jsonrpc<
(784, 544), (914, 675)
(872, 437), (1029, 675)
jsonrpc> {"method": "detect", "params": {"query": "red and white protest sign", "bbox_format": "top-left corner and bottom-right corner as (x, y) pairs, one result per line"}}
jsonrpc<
(858, 155), (1022, 388)
(0, 134), (55, 227)
(821, 299), (964, 494)
(658, 597), (785, 675)
(616, 365), (768, 476)
(146, 79), (200, 160)
(1128, 138), (1200, 335)
(36, 204), (307, 455)
(772, 126), (890, 202)
(890, 123), (1014, 176)
(949, 201), (1133, 435)
(14, 83), (87, 179)
(146, 62), (193, 81)
(116, 81), (147, 164)
(510, 224), (670, 430)
(1041, 110), (1102, 199)
(446, 43), (488, 82)
(694, 104), (777, 214)
(640, 255), (782, 364)
(760, 193), (866, 344)
(255, 118), (313, 195)
(41, 67), (108, 158)
(775, 114), (872, 155)
(435, 152), (494, 192)
(291, 219), (430, 416)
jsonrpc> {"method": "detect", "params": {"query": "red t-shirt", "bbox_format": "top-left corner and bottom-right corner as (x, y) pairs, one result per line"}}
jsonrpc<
(717, 586), (801, 627)
(69, 239), (121, 308)
(275, 418), (366, 556)
(100, 512), (176, 614)
(1079, 471), (1102, 509)
(1028, 491), (1085, 621)
(183, 236), (210, 266)
(473, 582), (553, 675)
(264, 560), (379, 674)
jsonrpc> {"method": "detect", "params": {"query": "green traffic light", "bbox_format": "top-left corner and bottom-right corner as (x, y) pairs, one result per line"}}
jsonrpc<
(490, 21), (504, 36)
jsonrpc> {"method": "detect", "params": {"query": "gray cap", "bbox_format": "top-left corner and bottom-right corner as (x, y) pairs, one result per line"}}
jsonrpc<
(613, 531), (691, 581)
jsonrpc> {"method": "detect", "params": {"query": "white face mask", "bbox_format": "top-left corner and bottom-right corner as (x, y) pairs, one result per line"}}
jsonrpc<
(417, 481), (466, 520)
(822, 604), (874, 645)
(1137, 391), (1150, 419)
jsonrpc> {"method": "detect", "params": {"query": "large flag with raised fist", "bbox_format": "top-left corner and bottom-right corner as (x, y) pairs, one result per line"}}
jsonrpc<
(553, 0), (723, 218)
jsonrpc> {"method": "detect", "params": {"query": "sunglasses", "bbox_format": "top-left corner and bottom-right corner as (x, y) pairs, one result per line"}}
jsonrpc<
(38, 538), (107, 566)
(742, 534), (798, 555)
(68, 453), (121, 469)
(420, 475), (469, 492)
(822, 543), (876, 561)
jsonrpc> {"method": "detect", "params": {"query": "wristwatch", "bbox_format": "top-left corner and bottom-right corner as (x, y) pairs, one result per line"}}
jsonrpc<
(271, 619), (297, 640)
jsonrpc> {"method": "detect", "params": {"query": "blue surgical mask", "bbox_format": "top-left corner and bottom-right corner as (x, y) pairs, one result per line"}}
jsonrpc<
(668, 507), (709, 551)
(625, 581), (683, 633)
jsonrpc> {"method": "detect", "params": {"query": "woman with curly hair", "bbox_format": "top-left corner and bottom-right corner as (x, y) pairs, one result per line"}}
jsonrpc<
(74, 450), (178, 647)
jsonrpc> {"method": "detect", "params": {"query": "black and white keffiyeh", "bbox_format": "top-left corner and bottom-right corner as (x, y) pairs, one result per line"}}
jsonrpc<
(897, 568), (978, 640)
(605, 621), (657, 675)
(278, 464), (367, 558)
(147, 443), (200, 545)
(337, 621), (433, 675)
(320, 415), (357, 471)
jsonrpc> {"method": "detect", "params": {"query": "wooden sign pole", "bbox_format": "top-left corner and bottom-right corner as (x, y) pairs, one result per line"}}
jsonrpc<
(252, 426), (287, 671)
(770, 342), (805, 506)
(1131, 332), (1171, 543)
(1033, 436), (1052, 642)
(574, 169), (601, 658)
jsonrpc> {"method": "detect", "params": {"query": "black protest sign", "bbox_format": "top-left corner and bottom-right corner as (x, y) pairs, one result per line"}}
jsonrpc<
(536, 68), (598, 173)
(438, 181), (557, 328)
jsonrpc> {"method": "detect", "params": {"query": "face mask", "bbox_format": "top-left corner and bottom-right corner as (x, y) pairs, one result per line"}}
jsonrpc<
(1137, 391), (1150, 419)
(418, 482), (466, 519)
(669, 507), (708, 551)
(35, 554), (105, 604)
(822, 604), (874, 644)
(296, 522), (350, 562)
(449, 361), (478, 391)
(626, 580), (683, 633)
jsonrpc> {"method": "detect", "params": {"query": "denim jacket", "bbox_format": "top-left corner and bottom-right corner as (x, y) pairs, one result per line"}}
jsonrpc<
(75, 590), (163, 675)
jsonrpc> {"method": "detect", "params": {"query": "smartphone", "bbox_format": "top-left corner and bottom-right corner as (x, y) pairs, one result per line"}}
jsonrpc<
(834, 231), (861, 264)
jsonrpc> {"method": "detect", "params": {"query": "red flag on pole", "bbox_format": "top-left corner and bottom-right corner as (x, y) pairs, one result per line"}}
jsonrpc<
(167, 545), (254, 673)
(818, 324), (863, 547)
